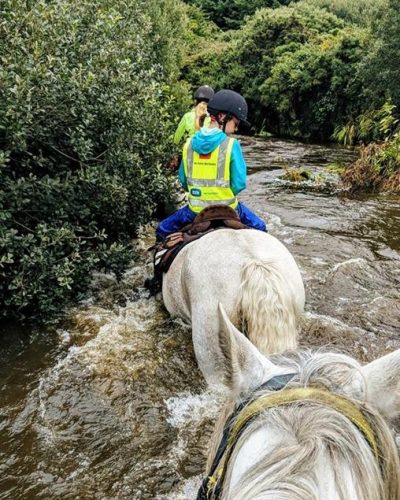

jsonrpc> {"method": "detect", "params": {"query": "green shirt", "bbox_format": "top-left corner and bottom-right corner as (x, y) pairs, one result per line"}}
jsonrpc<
(174, 109), (211, 145)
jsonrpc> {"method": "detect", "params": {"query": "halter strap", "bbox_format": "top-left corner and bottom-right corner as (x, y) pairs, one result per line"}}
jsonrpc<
(198, 384), (380, 500)
(196, 373), (295, 500)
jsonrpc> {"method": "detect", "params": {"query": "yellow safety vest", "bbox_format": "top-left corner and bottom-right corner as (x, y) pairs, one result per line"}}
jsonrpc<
(183, 137), (238, 213)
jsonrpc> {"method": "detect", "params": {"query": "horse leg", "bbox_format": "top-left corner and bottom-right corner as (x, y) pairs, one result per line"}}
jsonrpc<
(191, 310), (227, 389)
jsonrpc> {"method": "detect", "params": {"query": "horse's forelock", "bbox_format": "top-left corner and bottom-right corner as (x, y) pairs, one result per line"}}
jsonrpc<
(269, 350), (364, 394)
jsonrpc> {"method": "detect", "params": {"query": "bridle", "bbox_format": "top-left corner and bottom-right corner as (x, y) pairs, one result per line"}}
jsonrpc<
(197, 374), (380, 500)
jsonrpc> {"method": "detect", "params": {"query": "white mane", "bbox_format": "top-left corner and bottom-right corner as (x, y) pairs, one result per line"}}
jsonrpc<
(208, 351), (400, 500)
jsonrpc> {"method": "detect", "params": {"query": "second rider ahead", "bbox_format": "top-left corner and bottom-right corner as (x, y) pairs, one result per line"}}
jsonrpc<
(157, 89), (267, 240)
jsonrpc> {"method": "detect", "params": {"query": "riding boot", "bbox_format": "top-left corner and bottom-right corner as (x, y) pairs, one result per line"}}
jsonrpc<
(145, 260), (163, 295)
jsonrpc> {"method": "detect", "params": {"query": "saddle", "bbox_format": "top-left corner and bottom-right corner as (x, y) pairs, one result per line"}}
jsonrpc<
(153, 205), (248, 275)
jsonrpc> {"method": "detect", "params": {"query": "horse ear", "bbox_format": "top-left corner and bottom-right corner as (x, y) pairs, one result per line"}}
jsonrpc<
(362, 349), (400, 419)
(217, 303), (280, 394)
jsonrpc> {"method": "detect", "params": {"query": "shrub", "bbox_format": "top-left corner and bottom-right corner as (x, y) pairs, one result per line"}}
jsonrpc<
(0, 0), (187, 322)
(341, 133), (400, 192)
(359, 0), (400, 110)
(183, 4), (367, 139)
(296, 0), (387, 26)
(333, 102), (399, 145)
(184, 0), (294, 30)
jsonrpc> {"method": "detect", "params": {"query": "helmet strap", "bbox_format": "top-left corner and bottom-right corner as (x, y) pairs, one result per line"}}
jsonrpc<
(218, 113), (232, 133)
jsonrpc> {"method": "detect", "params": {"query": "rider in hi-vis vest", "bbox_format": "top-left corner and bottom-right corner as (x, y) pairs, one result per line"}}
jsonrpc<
(156, 89), (267, 241)
(184, 136), (238, 213)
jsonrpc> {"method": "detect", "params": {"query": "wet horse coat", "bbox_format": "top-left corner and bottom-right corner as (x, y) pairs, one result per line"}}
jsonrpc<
(162, 228), (304, 387)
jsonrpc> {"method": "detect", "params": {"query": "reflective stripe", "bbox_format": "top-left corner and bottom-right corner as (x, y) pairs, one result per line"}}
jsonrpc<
(186, 137), (231, 182)
(187, 178), (230, 188)
(217, 138), (230, 180)
(187, 141), (194, 178)
(189, 198), (237, 208)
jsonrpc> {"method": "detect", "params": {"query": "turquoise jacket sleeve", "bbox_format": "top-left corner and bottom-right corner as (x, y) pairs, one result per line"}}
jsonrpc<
(178, 160), (188, 191)
(230, 139), (247, 195)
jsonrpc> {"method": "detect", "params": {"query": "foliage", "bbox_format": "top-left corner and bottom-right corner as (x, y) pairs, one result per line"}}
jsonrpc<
(341, 133), (400, 192)
(359, 0), (400, 110)
(296, 0), (387, 26)
(259, 28), (366, 139)
(330, 0), (400, 192)
(179, 3), (222, 98)
(184, 0), (294, 30)
(326, 163), (345, 174)
(337, 103), (400, 192)
(184, 4), (367, 140)
(183, 2), (219, 48)
(281, 168), (313, 182)
(0, 0), (187, 322)
(333, 102), (399, 145)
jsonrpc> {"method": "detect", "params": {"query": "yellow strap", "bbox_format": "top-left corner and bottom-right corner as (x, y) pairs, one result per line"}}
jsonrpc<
(230, 388), (379, 459)
(207, 467), (223, 496)
(206, 388), (379, 499)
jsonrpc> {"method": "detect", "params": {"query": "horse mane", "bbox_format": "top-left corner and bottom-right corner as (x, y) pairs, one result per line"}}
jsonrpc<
(207, 350), (400, 500)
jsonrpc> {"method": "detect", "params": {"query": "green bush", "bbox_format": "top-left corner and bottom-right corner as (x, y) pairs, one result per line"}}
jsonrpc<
(258, 26), (366, 139)
(336, 103), (400, 192)
(333, 102), (399, 145)
(296, 0), (387, 26)
(185, 0), (294, 30)
(183, 4), (367, 139)
(341, 133), (400, 192)
(359, 0), (400, 110)
(0, 0), (187, 322)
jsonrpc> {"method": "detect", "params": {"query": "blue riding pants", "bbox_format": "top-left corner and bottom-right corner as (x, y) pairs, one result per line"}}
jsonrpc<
(156, 202), (267, 240)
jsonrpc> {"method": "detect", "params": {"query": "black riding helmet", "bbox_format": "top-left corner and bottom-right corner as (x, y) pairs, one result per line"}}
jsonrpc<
(194, 85), (215, 102)
(207, 89), (249, 125)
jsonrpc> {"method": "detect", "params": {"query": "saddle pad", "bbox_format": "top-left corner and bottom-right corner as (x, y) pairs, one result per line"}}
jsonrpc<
(152, 205), (248, 275)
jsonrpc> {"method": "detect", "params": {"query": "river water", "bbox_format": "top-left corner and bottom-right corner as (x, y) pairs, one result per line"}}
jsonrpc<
(1, 137), (399, 499)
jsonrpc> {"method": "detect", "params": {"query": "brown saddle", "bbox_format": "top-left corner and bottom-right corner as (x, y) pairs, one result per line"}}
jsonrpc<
(153, 205), (248, 275)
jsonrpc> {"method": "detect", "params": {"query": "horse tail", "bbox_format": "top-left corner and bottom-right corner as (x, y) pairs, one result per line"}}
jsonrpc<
(238, 259), (300, 354)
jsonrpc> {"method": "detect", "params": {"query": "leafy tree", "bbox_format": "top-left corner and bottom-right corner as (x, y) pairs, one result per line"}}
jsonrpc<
(259, 28), (366, 138)
(0, 0), (188, 322)
(360, 0), (400, 109)
(296, 0), (387, 26)
(184, 4), (367, 139)
(185, 0), (294, 30)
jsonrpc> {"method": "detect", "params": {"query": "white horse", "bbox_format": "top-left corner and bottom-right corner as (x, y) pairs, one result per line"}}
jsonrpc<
(162, 229), (304, 387)
(199, 304), (400, 500)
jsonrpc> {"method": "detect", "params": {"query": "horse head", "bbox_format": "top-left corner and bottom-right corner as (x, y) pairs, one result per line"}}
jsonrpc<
(199, 304), (400, 499)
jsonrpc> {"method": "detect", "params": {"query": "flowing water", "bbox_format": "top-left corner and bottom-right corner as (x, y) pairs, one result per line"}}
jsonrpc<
(1, 137), (399, 499)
